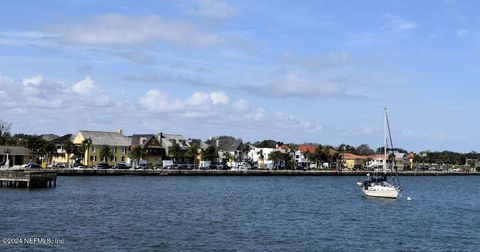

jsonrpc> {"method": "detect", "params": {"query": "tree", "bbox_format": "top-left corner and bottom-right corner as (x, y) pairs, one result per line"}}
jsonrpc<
(130, 145), (146, 167)
(268, 151), (283, 169)
(222, 152), (232, 164)
(82, 138), (92, 165)
(203, 145), (218, 163)
(99, 145), (114, 165)
(168, 143), (183, 164)
(356, 144), (375, 155)
(254, 140), (278, 148)
(187, 143), (200, 166)
(64, 140), (75, 166)
(242, 144), (251, 161)
(257, 149), (265, 169)
(0, 120), (12, 145)
(44, 142), (56, 165)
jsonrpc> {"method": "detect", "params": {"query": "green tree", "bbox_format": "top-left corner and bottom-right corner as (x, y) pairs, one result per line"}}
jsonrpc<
(268, 151), (283, 169)
(82, 138), (92, 165)
(99, 145), (114, 165)
(169, 143), (184, 164)
(203, 145), (218, 163)
(187, 143), (200, 166)
(63, 140), (75, 166)
(130, 145), (146, 167)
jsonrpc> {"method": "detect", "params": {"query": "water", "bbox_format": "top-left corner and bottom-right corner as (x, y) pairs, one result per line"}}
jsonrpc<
(0, 176), (479, 251)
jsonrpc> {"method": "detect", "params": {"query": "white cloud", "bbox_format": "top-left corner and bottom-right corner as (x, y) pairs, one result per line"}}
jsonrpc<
(22, 75), (45, 86)
(210, 91), (229, 104)
(72, 76), (100, 95)
(140, 89), (185, 113)
(51, 13), (227, 48)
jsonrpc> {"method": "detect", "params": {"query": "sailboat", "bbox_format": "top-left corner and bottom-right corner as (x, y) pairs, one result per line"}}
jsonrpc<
(357, 107), (401, 199)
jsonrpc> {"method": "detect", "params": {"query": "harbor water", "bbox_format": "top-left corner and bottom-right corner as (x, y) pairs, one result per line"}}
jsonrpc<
(0, 176), (479, 251)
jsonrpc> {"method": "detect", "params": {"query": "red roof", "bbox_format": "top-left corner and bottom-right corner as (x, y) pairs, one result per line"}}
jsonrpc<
(298, 145), (316, 154)
(341, 153), (369, 159)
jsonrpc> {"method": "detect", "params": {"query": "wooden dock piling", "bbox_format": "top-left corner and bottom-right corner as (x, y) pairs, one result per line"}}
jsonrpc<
(0, 170), (57, 189)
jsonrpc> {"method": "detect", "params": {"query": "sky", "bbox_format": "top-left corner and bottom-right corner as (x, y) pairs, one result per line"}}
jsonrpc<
(0, 0), (479, 152)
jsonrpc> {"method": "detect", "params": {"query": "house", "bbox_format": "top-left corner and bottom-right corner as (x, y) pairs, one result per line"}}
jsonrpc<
(294, 145), (316, 168)
(367, 152), (408, 171)
(0, 146), (35, 167)
(248, 147), (285, 169)
(130, 134), (165, 166)
(212, 137), (243, 165)
(72, 130), (131, 166)
(157, 132), (202, 164)
(341, 153), (370, 170)
(49, 134), (74, 165)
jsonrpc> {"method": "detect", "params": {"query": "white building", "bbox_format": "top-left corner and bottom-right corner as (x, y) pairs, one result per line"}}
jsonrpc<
(248, 147), (285, 169)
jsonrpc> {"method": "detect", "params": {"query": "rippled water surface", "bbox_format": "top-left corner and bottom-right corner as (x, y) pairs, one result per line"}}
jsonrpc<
(0, 176), (479, 251)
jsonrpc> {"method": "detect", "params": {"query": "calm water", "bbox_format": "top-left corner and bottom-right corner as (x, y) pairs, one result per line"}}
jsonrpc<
(0, 176), (479, 251)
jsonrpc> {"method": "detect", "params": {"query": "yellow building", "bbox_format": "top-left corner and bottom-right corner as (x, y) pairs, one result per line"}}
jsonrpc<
(72, 130), (131, 166)
(341, 153), (369, 170)
(50, 134), (74, 165)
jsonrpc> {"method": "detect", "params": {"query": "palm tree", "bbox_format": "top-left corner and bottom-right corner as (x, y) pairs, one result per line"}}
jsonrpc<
(99, 145), (114, 165)
(188, 143), (200, 166)
(64, 140), (75, 167)
(169, 143), (183, 164)
(257, 149), (264, 169)
(82, 138), (92, 166)
(130, 145), (146, 168)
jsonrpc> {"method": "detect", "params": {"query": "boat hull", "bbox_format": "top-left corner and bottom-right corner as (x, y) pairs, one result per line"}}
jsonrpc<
(362, 188), (399, 199)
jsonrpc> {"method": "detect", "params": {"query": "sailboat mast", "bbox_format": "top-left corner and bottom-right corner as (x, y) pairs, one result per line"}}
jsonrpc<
(384, 107), (387, 174)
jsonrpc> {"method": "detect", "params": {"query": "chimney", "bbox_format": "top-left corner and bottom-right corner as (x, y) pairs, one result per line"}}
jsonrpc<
(159, 132), (163, 138)
(216, 139), (219, 148)
(117, 129), (123, 135)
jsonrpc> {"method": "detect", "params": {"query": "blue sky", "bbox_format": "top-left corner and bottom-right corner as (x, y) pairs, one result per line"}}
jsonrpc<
(0, 0), (478, 152)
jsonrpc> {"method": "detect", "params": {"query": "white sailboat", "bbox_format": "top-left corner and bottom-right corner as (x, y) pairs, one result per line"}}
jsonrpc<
(358, 107), (401, 199)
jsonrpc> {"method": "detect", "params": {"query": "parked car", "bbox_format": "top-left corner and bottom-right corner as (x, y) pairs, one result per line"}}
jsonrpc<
(113, 163), (130, 169)
(53, 163), (66, 168)
(93, 163), (110, 169)
(23, 163), (41, 169)
(135, 163), (149, 170)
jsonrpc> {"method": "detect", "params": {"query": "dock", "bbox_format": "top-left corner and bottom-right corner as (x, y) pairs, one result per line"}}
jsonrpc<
(0, 169), (57, 188)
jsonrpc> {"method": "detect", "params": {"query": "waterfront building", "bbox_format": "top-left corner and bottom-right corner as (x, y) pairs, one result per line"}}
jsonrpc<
(248, 147), (285, 169)
(130, 134), (166, 166)
(72, 130), (131, 166)
(366, 152), (409, 171)
(49, 134), (74, 165)
(0, 146), (35, 167)
(294, 145), (316, 168)
(341, 153), (370, 170)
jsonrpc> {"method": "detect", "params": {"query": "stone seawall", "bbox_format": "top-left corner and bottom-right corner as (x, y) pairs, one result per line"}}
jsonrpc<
(53, 169), (480, 176)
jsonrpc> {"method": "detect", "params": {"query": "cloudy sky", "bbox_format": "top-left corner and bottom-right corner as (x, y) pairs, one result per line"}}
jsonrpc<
(0, 0), (479, 152)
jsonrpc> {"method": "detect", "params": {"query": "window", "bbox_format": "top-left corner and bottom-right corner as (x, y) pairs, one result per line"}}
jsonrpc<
(121, 156), (125, 162)
(122, 147), (127, 154)
(113, 146), (117, 153)
(90, 156), (96, 162)
(92, 146), (96, 153)
(112, 156), (116, 162)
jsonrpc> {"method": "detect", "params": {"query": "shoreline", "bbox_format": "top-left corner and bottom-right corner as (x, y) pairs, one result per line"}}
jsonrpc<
(50, 169), (480, 176)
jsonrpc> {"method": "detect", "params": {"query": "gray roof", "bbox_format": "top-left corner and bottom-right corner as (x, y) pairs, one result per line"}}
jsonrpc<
(79, 130), (131, 146)
(50, 134), (73, 145)
(158, 133), (190, 149)
(0, 146), (33, 156)
(214, 138), (243, 152)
